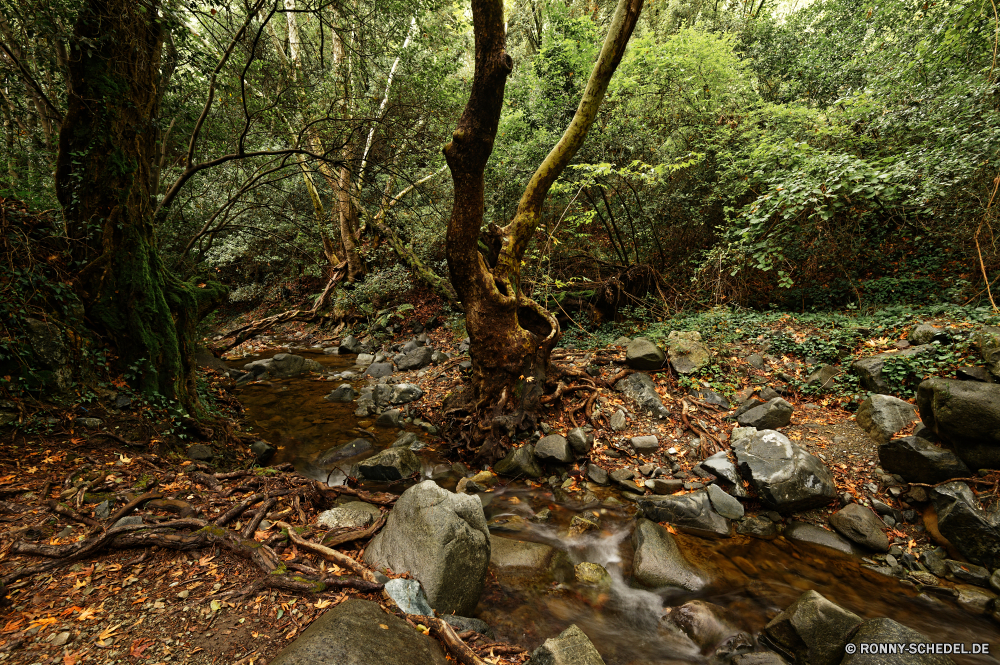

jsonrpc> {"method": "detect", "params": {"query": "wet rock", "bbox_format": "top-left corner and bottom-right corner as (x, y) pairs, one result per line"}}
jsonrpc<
(666, 330), (711, 375)
(992, 568), (1000, 593)
(586, 464), (609, 485)
(528, 624), (605, 665)
(390, 432), (421, 450)
(666, 600), (747, 653)
(535, 435), (573, 463)
(706, 484), (744, 520)
(784, 521), (861, 556)
(917, 377), (1000, 470)
(842, 617), (955, 665)
(736, 515), (779, 539)
(269, 599), (448, 665)
(610, 468), (636, 491)
(354, 393), (376, 416)
(630, 435), (659, 454)
(929, 481), (1000, 570)
(568, 514), (599, 536)
(829, 503), (889, 552)
(324, 384), (356, 402)
(355, 448), (420, 481)
(250, 440), (276, 464)
(614, 373), (670, 419)
(852, 345), (932, 394)
(635, 490), (731, 538)
(495, 445), (544, 479)
(245, 353), (320, 378)
(338, 335), (363, 354)
(646, 478), (684, 495)
(490, 534), (567, 581)
(764, 590), (863, 665)
(574, 562), (611, 589)
(632, 518), (706, 591)
(878, 436), (970, 484)
(955, 585), (996, 614)
(317, 501), (381, 530)
(397, 346), (434, 371)
(488, 514), (529, 533)
(316, 438), (373, 465)
(973, 325), (1000, 377)
(732, 430), (836, 512)
(567, 428), (592, 455)
(855, 394), (917, 444)
(375, 409), (402, 428)
(365, 362), (394, 379)
(942, 559), (990, 586)
(186, 444), (214, 461)
(805, 365), (840, 390)
(625, 337), (666, 370)
(609, 409), (628, 431)
(383, 578), (434, 615)
(365, 481), (489, 615)
(736, 397), (793, 430)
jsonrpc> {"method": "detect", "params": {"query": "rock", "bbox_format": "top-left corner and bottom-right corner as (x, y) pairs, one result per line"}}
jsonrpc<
(375, 409), (402, 428)
(916, 377), (1000, 470)
(942, 559), (991, 586)
(20, 318), (73, 393)
(455, 478), (486, 494)
(746, 353), (766, 370)
(338, 335), (363, 354)
(992, 568), (1000, 593)
(760, 386), (781, 401)
(574, 562), (611, 588)
(391, 432), (422, 450)
(666, 330), (711, 375)
(732, 430), (836, 512)
(528, 624), (605, 665)
(635, 490), (731, 538)
(805, 365), (840, 389)
(625, 337), (665, 370)
(186, 444), (214, 461)
(397, 346), (434, 371)
(955, 584), (996, 614)
(736, 397), (793, 430)
(910, 323), (948, 345)
(94, 500), (111, 520)
(269, 599), (448, 665)
(76, 417), (103, 429)
(732, 398), (765, 421)
(250, 440), (276, 464)
(609, 409), (627, 431)
(630, 435), (659, 453)
(388, 383), (423, 405)
(631, 518), (706, 591)
(614, 373), (670, 419)
(316, 438), (373, 465)
(354, 393), (376, 416)
(690, 388), (730, 408)
(431, 350), (449, 364)
(567, 428), (591, 455)
(610, 336), (631, 347)
(113, 515), (144, 528)
(646, 479), (684, 496)
(50, 632), (71, 647)
(878, 436), (970, 484)
(665, 600), (747, 652)
(586, 464), (609, 485)
(956, 366), (993, 382)
(929, 481), (1000, 570)
(489, 535), (567, 581)
(852, 345), (932, 394)
(317, 501), (381, 530)
(764, 590), (863, 665)
(365, 481), (489, 615)
(783, 522), (861, 556)
(356, 353), (375, 366)
(842, 617), (955, 665)
(736, 515), (779, 539)
(495, 445), (544, 479)
(855, 394), (917, 444)
(535, 435), (573, 463)
(697, 451), (747, 497)
(365, 362), (394, 379)
(441, 615), (492, 637)
(706, 484), (744, 520)
(829, 504), (889, 552)
(324, 384), (356, 402)
(731, 655), (789, 665)
(383, 578), (434, 615)
(973, 325), (1000, 377)
(355, 448), (420, 481)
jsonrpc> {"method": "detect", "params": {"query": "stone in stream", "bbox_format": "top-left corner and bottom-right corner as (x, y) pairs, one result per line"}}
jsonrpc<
(338, 335), (363, 354)
(586, 464), (609, 485)
(842, 617), (956, 665)
(269, 599), (448, 665)
(917, 377), (1000, 470)
(855, 394), (917, 444)
(783, 521), (862, 556)
(828, 503), (889, 552)
(852, 345), (932, 394)
(354, 448), (420, 481)
(929, 481), (1000, 570)
(631, 518), (706, 591)
(535, 435), (573, 463)
(365, 480), (490, 616)
(489, 534), (570, 582)
(732, 429), (836, 512)
(324, 384), (356, 402)
(243, 353), (321, 379)
(764, 590), (863, 665)
(375, 409), (402, 428)
(250, 440), (275, 464)
(528, 624), (606, 665)
(665, 600), (750, 653)
(625, 337), (665, 370)
(736, 397), (793, 430)
(735, 515), (778, 539)
(316, 501), (381, 530)
(666, 330), (711, 375)
(567, 427), (592, 455)
(635, 490), (731, 538)
(878, 435), (970, 484)
(495, 445), (544, 479)
(365, 362), (394, 379)
(630, 435), (659, 453)
(397, 346), (434, 371)
(614, 372), (670, 419)
(316, 438), (373, 466)
(706, 484), (744, 520)
(390, 431), (424, 451)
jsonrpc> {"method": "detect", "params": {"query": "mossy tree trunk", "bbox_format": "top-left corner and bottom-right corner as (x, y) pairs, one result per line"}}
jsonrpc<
(54, 0), (225, 414)
(444, 0), (643, 460)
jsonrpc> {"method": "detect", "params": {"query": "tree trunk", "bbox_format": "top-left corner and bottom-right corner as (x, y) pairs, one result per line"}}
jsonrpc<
(444, 0), (643, 461)
(54, 0), (225, 413)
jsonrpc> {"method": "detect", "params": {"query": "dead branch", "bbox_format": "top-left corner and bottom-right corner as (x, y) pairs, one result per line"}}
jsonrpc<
(276, 520), (378, 583)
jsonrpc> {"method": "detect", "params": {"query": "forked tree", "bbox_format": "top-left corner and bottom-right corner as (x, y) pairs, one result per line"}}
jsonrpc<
(444, 0), (644, 460)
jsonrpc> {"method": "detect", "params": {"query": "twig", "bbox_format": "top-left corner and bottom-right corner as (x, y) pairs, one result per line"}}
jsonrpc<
(276, 520), (378, 583)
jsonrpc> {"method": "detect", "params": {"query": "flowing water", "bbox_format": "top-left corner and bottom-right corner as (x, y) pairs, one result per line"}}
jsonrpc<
(228, 348), (1000, 664)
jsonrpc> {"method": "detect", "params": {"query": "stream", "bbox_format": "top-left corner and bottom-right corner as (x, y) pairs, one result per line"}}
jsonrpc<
(228, 348), (999, 664)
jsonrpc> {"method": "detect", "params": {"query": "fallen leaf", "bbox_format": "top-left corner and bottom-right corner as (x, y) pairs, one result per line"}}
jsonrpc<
(97, 623), (122, 641)
(2, 619), (23, 633)
(76, 607), (99, 621)
(314, 599), (333, 609)
(63, 653), (80, 665)
(28, 617), (58, 629)
(129, 638), (153, 658)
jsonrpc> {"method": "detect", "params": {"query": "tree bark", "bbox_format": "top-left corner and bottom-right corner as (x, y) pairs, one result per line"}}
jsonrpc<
(53, 0), (225, 413)
(444, 0), (643, 461)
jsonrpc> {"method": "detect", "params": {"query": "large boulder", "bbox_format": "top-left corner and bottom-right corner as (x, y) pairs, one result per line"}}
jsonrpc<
(631, 519), (706, 591)
(666, 330), (711, 375)
(764, 590), (863, 665)
(625, 337), (666, 370)
(495, 445), (544, 478)
(528, 624), (606, 665)
(929, 481), (1000, 571)
(842, 618), (955, 665)
(828, 504), (890, 552)
(365, 481), (490, 616)
(355, 448), (421, 481)
(878, 436), (970, 484)
(855, 395), (917, 444)
(973, 325), (1000, 377)
(736, 398), (793, 430)
(852, 345), (932, 394)
(397, 346), (434, 371)
(635, 490), (731, 538)
(269, 599), (448, 665)
(732, 430), (836, 512)
(614, 373), (669, 419)
(916, 377), (1000, 470)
